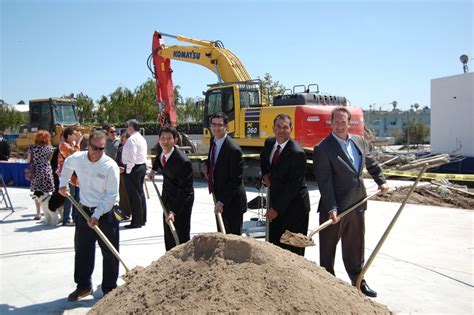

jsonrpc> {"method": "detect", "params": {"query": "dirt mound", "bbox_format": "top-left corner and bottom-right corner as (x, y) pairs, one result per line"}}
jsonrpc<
(90, 233), (390, 314)
(373, 185), (474, 209)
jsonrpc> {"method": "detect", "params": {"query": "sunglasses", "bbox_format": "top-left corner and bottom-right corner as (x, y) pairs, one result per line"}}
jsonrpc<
(90, 144), (106, 151)
(109, 130), (116, 133)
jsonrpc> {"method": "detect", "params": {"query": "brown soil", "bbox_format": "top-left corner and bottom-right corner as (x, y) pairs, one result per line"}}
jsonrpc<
(373, 185), (474, 209)
(90, 233), (390, 314)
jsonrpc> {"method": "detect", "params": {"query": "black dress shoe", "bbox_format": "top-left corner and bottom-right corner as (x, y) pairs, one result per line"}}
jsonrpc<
(124, 224), (142, 229)
(360, 280), (377, 298)
(68, 287), (93, 301)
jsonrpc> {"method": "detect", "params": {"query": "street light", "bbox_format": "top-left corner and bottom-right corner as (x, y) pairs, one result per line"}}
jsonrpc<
(407, 105), (414, 154)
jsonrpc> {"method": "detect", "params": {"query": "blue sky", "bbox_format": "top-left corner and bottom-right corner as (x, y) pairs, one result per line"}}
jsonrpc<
(1, 0), (472, 111)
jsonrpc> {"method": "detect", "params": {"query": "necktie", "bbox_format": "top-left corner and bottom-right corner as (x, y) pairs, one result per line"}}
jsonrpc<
(161, 155), (166, 168)
(208, 143), (216, 193)
(272, 145), (281, 166)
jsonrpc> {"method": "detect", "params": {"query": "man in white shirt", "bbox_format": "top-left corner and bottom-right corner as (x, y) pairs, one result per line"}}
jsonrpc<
(58, 131), (120, 301)
(121, 119), (148, 228)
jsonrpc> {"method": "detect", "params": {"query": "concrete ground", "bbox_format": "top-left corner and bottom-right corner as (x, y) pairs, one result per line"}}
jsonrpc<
(0, 178), (472, 314)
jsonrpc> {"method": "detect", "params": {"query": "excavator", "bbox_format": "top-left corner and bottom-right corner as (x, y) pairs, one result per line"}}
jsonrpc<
(148, 31), (364, 151)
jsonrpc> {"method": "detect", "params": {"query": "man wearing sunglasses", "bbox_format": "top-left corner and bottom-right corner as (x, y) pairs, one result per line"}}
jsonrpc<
(58, 131), (120, 301)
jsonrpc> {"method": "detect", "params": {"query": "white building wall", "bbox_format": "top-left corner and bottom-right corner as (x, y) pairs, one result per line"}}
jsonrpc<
(431, 72), (473, 157)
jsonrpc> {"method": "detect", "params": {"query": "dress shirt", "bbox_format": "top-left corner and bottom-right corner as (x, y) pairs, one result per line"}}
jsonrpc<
(270, 139), (289, 164)
(122, 131), (148, 174)
(213, 134), (227, 165)
(59, 151), (119, 220)
(160, 147), (175, 167)
(332, 132), (361, 173)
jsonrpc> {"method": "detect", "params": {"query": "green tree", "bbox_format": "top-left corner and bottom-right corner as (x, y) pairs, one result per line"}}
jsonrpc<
(258, 73), (286, 104)
(64, 92), (95, 123)
(0, 103), (27, 131)
(397, 120), (430, 145)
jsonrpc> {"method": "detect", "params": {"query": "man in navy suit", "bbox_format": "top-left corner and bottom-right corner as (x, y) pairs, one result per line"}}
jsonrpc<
(260, 114), (310, 256)
(149, 126), (194, 250)
(205, 112), (247, 235)
(313, 106), (389, 297)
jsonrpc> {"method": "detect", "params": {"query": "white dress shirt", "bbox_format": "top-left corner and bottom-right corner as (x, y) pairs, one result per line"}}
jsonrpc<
(270, 139), (289, 164)
(122, 131), (148, 174)
(160, 146), (175, 166)
(59, 151), (119, 220)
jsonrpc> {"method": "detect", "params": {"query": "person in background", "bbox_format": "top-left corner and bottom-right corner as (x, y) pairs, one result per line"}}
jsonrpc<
(0, 131), (11, 161)
(313, 106), (389, 298)
(204, 112), (247, 235)
(260, 114), (310, 256)
(57, 126), (81, 226)
(105, 125), (120, 160)
(148, 125), (194, 250)
(58, 131), (120, 301)
(121, 119), (148, 229)
(79, 134), (89, 151)
(116, 129), (131, 219)
(27, 130), (55, 220)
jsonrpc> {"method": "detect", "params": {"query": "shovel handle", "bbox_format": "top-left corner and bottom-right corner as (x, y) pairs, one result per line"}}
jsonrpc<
(308, 191), (380, 239)
(66, 195), (130, 273)
(150, 179), (180, 246)
(212, 193), (226, 234)
(265, 187), (270, 242)
(355, 164), (428, 290)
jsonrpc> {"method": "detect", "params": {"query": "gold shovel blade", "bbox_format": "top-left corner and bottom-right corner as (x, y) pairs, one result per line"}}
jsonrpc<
(280, 230), (315, 248)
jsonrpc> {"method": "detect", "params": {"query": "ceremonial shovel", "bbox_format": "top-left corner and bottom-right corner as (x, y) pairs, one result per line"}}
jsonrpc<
(280, 191), (380, 248)
(150, 180), (180, 246)
(66, 194), (131, 273)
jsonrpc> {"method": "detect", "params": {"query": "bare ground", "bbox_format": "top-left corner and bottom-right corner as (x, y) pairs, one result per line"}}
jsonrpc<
(373, 185), (474, 209)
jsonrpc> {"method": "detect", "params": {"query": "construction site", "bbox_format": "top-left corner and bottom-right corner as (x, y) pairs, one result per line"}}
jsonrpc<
(1, 21), (473, 314)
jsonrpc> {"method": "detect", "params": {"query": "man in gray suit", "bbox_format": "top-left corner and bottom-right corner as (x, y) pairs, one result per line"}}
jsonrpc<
(313, 106), (389, 298)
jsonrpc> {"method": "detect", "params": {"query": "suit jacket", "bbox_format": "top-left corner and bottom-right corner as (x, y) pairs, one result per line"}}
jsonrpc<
(260, 137), (310, 218)
(206, 136), (247, 215)
(152, 146), (194, 216)
(313, 133), (386, 215)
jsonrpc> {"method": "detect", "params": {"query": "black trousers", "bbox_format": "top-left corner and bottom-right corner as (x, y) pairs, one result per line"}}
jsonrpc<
(269, 209), (309, 256)
(216, 209), (243, 236)
(319, 210), (365, 284)
(74, 207), (120, 293)
(124, 164), (147, 226)
(163, 197), (193, 251)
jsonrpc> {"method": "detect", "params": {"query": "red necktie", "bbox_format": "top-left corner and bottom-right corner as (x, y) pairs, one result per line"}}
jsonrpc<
(272, 145), (281, 166)
(161, 155), (166, 168)
(208, 143), (216, 193)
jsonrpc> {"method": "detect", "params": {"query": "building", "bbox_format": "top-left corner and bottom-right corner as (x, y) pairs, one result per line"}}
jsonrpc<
(431, 72), (473, 157)
(363, 107), (430, 141)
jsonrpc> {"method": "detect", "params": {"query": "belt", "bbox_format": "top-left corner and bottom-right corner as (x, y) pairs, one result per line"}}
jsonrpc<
(80, 204), (96, 214)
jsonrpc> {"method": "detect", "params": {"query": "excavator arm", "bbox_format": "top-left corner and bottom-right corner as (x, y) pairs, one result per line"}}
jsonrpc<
(149, 31), (254, 127)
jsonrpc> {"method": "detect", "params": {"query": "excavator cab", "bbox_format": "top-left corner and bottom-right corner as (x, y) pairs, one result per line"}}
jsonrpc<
(203, 81), (262, 140)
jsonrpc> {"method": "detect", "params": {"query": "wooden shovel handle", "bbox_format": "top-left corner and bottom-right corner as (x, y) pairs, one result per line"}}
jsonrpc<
(150, 179), (180, 246)
(212, 193), (226, 234)
(308, 191), (380, 239)
(66, 195), (130, 273)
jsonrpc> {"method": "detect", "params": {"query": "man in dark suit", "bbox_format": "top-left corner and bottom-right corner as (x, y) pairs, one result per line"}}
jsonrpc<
(260, 114), (310, 256)
(149, 126), (194, 250)
(313, 106), (389, 298)
(205, 112), (247, 235)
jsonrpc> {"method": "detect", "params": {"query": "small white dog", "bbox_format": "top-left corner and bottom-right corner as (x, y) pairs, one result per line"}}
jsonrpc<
(36, 193), (64, 226)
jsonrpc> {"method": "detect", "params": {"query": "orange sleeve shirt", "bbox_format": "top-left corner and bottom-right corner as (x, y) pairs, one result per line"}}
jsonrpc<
(57, 141), (80, 186)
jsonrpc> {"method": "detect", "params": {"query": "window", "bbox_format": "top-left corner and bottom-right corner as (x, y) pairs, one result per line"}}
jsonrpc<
(53, 104), (77, 125)
(240, 90), (260, 108)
